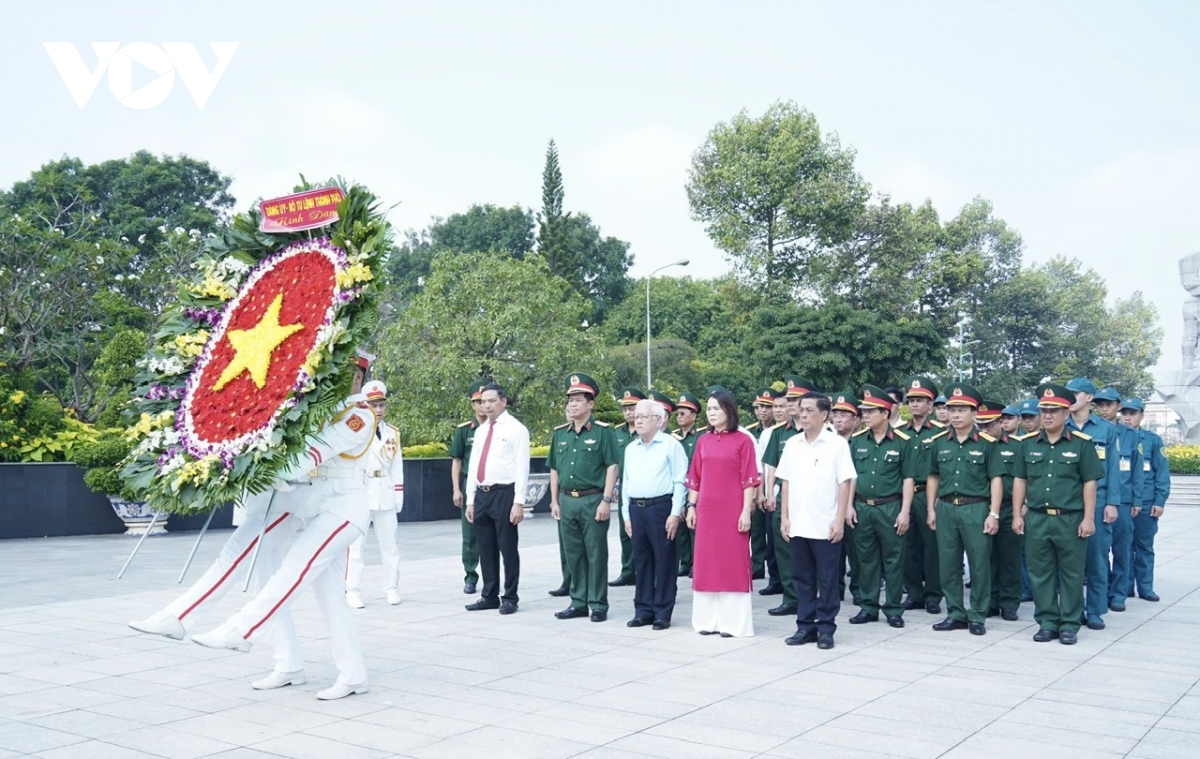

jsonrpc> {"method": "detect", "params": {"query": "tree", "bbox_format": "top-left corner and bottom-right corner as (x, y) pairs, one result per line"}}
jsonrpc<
(562, 213), (632, 324)
(535, 139), (571, 275)
(376, 251), (609, 445)
(687, 101), (869, 292)
(1096, 292), (1161, 397)
(607, 339), (703, 396)
(600, 276), (727, 348)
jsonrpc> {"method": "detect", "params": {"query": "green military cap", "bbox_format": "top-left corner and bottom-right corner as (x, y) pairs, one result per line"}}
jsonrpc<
(753, 387), (782, 406)
(831, 390), (861, 415)
(616, 387), (646, 406)
(945, 382), (982, 408)
(676, 391), (701, 412)
(977, 400), (1006, 423)
(705, 385), (730, 398)
(784, 375), (816, 398)
(859, 383), (894, 411)
(904, 376), (939, 400)
(648, 390), (676, 413)
(1035, 382), (1075, 409)
(468, 380), (488, 400)
(565, 372), (599, 398)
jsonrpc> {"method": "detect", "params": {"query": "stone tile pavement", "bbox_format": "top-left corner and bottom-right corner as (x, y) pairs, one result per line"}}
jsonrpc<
(1, 507), (1199, 758)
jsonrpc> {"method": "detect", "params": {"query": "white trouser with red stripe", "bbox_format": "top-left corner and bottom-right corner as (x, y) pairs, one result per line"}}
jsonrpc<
(225, 512), (367, 685)
(162, 509), (304, 672)
(346, 509), (399, 593)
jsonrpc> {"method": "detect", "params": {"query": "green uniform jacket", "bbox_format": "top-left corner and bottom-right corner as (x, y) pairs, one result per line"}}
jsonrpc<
(613, 422), (638, 477)
(927, 429), (1005, 498)
(901, 418), (944, 483)
(449, 419), (479, 484)
(672, 426), (705, 462)
(761, 420), (801, 470)
(993, 431), (1025, 501)
(548, 416), (619, 491)
(1012, 428), (1104, 510)
(851, 426), (917, 498)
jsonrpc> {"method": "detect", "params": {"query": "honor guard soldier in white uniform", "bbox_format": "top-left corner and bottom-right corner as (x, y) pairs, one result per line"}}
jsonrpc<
(191, 392), (378, 700)
(346, 380), (405, 608)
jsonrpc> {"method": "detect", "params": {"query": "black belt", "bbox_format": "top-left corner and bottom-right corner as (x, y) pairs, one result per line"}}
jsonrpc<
(1000, 499), (1013, 509)
(855, 494), (901, 507)
(1032, 507), (1073, 516)
(560, 487), (602, 498)
(913, 483), (927, 493)
(477, 483), (514, 492)
(630, 494), (672, 507)
(941, 495), (988, 506)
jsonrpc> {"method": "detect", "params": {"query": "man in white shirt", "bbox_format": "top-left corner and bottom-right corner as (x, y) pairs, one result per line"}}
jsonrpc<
(776, 392), (856, 650)
(465, 382), (530, 615)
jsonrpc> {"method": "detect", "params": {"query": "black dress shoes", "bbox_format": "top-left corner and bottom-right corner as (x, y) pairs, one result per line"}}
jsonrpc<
(677, 568), (689, 578)
(1001, 608), (1018, 621)
(465, 600), (499, 611)
(548, 586), (569, 597)
(752, 568), (765, 580)
(591, 610), (607, 622)
(816, 634), (835, 650)
(785, 629), (818, 646)
(498, 601), (518, 615)
(968, 622), (986, 636)
(699, 629), (718, 636)
(852, 593), (862, 606)
(848, 610), (878, 625)
(652, 620), (670, 630)
(758, 583), (784, 596)
(887, 615), (905, 628)
(555, 606), (589, 620)
(463, 582), (477, 594)
(901, 597), (920, 611)
(1139, 592), (1160, 602)
(608, 576), (634, 587)
(925, 601), (942, 615)
(986, 608), (999, 618)
(932, 618), (968, 632)
(719, 632), (732, 638)
(627, 617), (653, 628)
(1059, 630), (1078, 645)
(768, 604), (798, 617)
(1032, 628), (1059, 642)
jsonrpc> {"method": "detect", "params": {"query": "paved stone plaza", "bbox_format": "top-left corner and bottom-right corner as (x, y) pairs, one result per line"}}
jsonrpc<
(2, 507), (1199, 759)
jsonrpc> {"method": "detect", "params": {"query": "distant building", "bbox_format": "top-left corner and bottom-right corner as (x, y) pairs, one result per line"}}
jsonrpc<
(1146, 391), (1183, 446)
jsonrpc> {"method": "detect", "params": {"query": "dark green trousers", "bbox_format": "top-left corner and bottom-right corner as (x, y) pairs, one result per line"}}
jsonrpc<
(990, 504), (1022, 612)
(1026, 509), (1087, 633)
(675, 519), (694, 575)
(459, 482), (479, 584)
(905, 493), (942, 604)
(842, 518), (860, 598)
(613, 502), (635, 581)
(560, 492), (610, 611)
(853, 500), (905, 616)
(557, 518), (570, 587)
(750, 507), (768, 576)
(771, 503), (796, 606)
(936, 500), (992, 624)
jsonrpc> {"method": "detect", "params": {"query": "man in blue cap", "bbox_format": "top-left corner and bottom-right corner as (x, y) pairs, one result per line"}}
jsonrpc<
(1118, 397), (1171, 602)
(1018, 398), (1041, 436)
(1090, 388), (1144, 612)
(1064, 377), (1123, 630)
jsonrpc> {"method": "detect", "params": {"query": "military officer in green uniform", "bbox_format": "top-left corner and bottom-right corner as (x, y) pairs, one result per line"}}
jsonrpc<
(609, 387), (646, 587)
(449, 380), (488, 594)
(847, 384), (915, 628)
(926, 384), (1004, 635)
(830, 390), (863, 603)
(648, 391), (676, 432)
(749, 387), (782, 586)
(760, 375), (818, 616)
(548, 373), (620, 622)
(1012, 383), (1102, 645)
(900, 376), (945, 615)
(978, 400), (1024, 620)
(672, 391), (705, 577)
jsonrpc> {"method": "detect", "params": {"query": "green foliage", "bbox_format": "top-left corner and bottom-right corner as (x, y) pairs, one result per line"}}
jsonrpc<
(77, 431), (137, 499)
(91, 328), (147, 429)
(401, 442), (449, 459)
(18, 418), (101, 462)
(1164, 445), (1199, 475)
(608, 340), (703, 397)
(0, 367), (65, 461)
(376, 251), (610, 446)
(536, 139), (569, 274)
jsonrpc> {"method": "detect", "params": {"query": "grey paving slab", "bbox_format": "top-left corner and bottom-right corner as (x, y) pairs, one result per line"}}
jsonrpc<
(1, 507), (1199, 758)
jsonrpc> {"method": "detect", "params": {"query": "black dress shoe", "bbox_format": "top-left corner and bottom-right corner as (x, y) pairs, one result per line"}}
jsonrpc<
(627, 617), (653, 628)
(555, 606), (588, 620)
(887, 615), (905, 628)
(608, 576), (634, 587)
(848, 610), (878, 625)
(548, 586), (569, 597)
(652, 620), (670, 630)
(699, 629), (718, 636)
(816, 634), (835, 650)
(498, 601), (518, 615)
(1001, 608), (1018, 621)
(1139, 592), (1160, 602)
(1032, 628), (1059, 642)
(785, 629), (818, 646)
(752, 568), (765, 580)
(1059, 630), (1078, 645)
(591, 610), (608, 622)
(932, 618), (968, 632)
(852, 593), (862, 606)
(465, 600), (499, 611)
(925, 601), (942, 615)
(463, 582), (477, 594)
(768, 604), (798, 616)
(901, 597), (920, 611)
(758, 583), (784, 596)
(968, 622), (986, 636)
(719, 632), (732, 638)
(986, 608), (999, 618)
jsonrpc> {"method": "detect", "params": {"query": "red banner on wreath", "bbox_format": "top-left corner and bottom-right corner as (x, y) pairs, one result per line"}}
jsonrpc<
(259, 187), (345, 233)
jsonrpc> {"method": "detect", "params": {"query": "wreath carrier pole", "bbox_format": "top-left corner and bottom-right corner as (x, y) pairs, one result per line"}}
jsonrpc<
(116, 510), (161, 580)
(177, 506), (217, 583)
(242, 490), (278, 592)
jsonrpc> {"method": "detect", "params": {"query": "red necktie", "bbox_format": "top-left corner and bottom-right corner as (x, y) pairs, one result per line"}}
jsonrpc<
(475, 421), (495, 483)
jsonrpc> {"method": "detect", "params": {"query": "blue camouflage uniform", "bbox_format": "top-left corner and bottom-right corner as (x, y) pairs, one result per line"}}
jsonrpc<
(1095, 388), (1144, 608)
(1124, 398), (1171, 599)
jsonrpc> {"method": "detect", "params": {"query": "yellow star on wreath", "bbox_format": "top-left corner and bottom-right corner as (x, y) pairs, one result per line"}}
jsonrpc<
(212, 292), (304, 391)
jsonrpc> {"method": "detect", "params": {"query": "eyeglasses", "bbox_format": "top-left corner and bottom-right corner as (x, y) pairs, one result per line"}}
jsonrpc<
(633, 414), (661, 421)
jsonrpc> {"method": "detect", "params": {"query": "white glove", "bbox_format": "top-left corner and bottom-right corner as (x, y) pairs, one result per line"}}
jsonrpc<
(272, 479), (295, 492)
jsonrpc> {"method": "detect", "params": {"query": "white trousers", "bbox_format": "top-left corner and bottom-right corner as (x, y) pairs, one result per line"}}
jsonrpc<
(226, 513), (367, 685)
(163, 509), (304, 672)
(346, 509), (400, 593)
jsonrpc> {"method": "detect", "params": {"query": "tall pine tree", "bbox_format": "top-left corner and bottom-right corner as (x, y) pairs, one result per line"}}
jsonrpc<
(536, 139), (571, 275)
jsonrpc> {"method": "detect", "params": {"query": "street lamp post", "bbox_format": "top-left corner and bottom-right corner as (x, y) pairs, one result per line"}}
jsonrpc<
(646, 258), (690, 388)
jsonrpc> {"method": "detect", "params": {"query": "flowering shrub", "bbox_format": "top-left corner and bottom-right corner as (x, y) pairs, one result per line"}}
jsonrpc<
(1164, 445), (1200, 475)
(121, 183), (391, 514)
(0, 366), (65, 462)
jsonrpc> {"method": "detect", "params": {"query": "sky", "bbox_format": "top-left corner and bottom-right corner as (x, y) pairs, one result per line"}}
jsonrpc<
(3, 1), (1198, 380)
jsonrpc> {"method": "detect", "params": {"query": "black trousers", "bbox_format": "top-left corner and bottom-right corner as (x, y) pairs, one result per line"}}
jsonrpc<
(630, 497), (678, 623)
(791, 535), (842, 637)
(474, 486), (520, 604)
